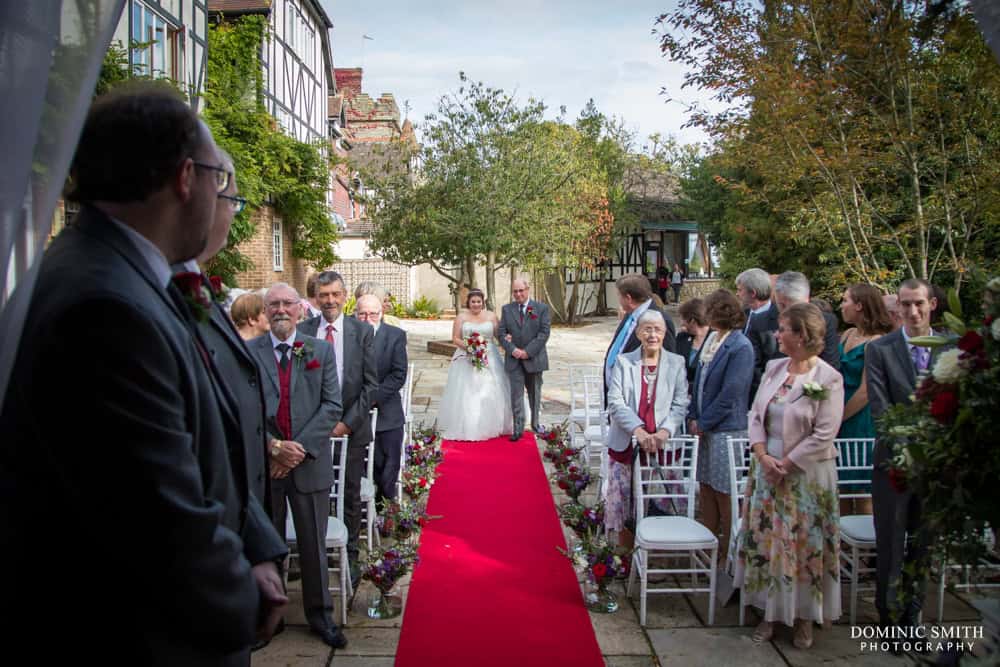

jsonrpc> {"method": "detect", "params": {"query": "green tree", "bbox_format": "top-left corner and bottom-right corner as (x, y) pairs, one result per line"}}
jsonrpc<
(658, 0), (1000, 293)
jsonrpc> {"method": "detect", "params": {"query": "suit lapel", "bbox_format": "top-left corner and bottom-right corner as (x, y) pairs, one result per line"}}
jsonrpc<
(256, 336), (280, 392)
(891, 330), (918, 386)
(782, 362), (820, 405)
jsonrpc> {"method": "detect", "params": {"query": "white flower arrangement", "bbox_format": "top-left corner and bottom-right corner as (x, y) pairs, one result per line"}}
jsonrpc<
(992, 318), (1000, 341)
(801, 381), (830, 401)
(931, 348), (967, 384)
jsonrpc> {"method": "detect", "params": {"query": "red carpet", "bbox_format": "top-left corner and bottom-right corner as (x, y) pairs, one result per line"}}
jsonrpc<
(395, 434), (604, 667)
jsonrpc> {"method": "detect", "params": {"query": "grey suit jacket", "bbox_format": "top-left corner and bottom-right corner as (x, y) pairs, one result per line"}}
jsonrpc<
(298, 315), (378, 444)
(606, 349), (690, 453)
(250, 333), (342, 494)
(372, 322), (408, 432)
(498, 299), (551, 373)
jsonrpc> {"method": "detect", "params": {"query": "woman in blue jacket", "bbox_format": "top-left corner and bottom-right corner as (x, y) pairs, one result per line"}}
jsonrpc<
(688, 289), (754, 563)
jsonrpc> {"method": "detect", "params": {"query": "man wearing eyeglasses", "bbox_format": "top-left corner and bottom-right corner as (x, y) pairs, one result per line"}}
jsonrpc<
(0, 84), (282, 663)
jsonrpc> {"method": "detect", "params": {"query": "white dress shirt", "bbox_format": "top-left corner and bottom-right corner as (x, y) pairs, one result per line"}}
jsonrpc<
(269, 329), (298, 364)
(313, 312), (344, 388)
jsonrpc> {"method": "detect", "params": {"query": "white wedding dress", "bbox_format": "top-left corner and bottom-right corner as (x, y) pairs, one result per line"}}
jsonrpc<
(438, 320), (515, 441)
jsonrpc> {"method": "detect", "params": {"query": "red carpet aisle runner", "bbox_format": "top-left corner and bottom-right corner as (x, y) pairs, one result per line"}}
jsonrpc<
(395, 434), (604, 667)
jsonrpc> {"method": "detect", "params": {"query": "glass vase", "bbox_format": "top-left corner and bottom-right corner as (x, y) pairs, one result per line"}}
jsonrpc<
(367, 586), (402, 619)
(583, 580), (619, 613)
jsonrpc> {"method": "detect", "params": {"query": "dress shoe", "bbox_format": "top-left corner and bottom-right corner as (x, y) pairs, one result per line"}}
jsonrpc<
(311, 624), (348, 649)
(531, 424), (542, 433)
(509, 432), (522, 442)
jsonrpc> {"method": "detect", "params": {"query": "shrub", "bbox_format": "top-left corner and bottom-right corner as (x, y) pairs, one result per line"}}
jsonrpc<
(406, 295), (440, 319)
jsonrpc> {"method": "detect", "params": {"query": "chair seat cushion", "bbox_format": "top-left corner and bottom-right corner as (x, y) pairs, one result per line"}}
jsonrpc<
(840, 514), (875, 544)
(360, 477), (375, 502)
(636, 516), (718, 547)
(287, 515), (348, 547)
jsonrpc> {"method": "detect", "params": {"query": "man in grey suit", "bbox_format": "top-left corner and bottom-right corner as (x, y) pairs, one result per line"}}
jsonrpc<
(499, 278), (551, 440)
(355, 294), (409, 508)
(298, 271), (378, 586)
(772, 271), (841, 371)
(867, 278), (938, 632)
(0, 85), (283, 664)
(251, 282), (346, 648)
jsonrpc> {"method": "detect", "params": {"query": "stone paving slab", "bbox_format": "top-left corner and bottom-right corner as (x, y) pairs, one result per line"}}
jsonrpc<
(647, 627), (785, 666)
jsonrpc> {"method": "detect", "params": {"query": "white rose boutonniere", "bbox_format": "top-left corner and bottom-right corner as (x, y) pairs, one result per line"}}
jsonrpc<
(800, 381), (830, 401)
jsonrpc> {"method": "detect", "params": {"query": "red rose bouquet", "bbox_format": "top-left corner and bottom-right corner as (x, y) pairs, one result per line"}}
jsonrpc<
(464, 331), (488, 371)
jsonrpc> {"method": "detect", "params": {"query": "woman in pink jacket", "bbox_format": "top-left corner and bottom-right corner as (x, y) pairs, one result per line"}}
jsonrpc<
(734, 303), (845, 650)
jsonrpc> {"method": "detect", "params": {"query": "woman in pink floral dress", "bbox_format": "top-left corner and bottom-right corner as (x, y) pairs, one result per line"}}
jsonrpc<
(734, 303), (845, 650)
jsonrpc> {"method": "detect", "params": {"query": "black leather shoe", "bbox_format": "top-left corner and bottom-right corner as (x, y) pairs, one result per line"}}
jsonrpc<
(509, 432), (522, 442)
(311, 625), (348, 649)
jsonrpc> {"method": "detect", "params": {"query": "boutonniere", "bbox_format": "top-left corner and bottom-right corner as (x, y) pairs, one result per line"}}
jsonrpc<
(305, 359), (321, 371)
(171, 272), (212, 322)
(291, 340), (312, 361)
(799, 381), (830, 401)
(207, 275), (229, 304)
(525, 305), (538, 320)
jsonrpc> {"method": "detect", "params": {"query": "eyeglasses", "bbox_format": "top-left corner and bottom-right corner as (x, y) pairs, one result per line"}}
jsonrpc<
(218, 194), (247, 213)
(266, 299), (300, 309)
(192, 161), (231, 193)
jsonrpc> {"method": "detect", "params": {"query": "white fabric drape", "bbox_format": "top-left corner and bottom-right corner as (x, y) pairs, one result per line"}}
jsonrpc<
(0, 0), (125, 408)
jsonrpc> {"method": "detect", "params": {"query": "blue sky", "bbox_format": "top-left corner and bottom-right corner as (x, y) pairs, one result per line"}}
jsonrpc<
(318, 0), (716, 149)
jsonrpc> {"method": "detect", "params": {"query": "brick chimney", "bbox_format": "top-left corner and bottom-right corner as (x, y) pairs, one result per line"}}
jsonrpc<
(335, 68), (363, 98)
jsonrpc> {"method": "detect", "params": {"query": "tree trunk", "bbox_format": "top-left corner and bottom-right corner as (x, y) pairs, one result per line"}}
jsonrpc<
(485, 250), (497, 311)
(566, 266), (580, 325)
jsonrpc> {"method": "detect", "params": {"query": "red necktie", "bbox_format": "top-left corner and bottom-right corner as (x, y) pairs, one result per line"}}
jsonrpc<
(326, 324), (335, 344)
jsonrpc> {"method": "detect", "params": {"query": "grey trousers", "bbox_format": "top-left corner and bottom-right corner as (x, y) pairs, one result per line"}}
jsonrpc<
(271, 477), (334, 631)
(508, 364), (542, 432)
(872, 441), (927, 624)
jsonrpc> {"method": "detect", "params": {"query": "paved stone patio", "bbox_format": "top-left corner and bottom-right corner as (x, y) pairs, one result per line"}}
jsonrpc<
(253, 314), (993, 666)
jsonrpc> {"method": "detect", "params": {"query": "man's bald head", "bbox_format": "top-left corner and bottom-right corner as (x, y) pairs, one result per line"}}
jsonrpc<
(355, 293), (383, 326)
(512, 278), (530, 305)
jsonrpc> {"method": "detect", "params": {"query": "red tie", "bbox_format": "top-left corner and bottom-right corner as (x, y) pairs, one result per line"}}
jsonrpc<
(326, 324), (335, 344)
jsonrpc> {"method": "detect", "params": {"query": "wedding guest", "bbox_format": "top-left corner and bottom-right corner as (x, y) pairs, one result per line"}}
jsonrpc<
(656, 265), (671, 303)
(867, 278), (938, 635)
(302, 273), (322, 320)
(675, 298), (711, 392)
(354, 280), (402, 327)
(882, 294), (903, 331)
(299, 271), (378, 588)
(735, 303), (844, 650)
(736, 267), (780, 402)
(772, 271), (841, 370)
(605, 310), (689, 544)
(687, 290), (754, 563)
(250, 283), (346, 648)
(837, 283), (893, 515)
(355, 294), (408, 510)
(603, 273), (677, 404)
(232, 292), (270, 340)
(811, 297), (833, 314)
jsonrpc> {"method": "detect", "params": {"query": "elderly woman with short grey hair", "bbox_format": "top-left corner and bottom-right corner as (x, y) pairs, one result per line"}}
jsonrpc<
(604, 309), (690, 546)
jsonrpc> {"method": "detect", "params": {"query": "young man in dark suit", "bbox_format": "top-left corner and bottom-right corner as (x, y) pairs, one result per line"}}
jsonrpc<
(866, 278), (939, 634)
(297, 271), (378, 587)
(603, 273), (677, 404)
(251, 282), (345, 648)
(355, 294), (408, 509)
(0, 85), (286, 664)
(499, 278), (551, 439)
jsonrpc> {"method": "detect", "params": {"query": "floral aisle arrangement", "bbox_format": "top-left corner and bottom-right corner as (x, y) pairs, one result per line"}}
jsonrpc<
(880, 280), (1000, 581)
(401, 465), (437, 504)
(551, 461), (592, 501)
(543, 438), (584, 469)
(562, 535), (627, 613)
(559, 501), (605, 541)
(406, 436), (444, 468)
(378, 499), (437, 543)
(363, 543), (419, 619)
(465, 331), (489, 371)
(537, 421), (571, 447)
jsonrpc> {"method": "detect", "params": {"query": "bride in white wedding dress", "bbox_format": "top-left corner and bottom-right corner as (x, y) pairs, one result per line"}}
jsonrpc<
(438, 288), (515, 441)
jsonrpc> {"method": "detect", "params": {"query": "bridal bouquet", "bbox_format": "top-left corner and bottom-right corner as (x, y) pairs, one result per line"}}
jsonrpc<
(464, 331), (489, 371)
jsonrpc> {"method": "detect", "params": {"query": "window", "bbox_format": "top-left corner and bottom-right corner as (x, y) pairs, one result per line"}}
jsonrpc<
(272, 218), (284, 271)
(285, 1), (296, 51)
(130, 1), (181, 82)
